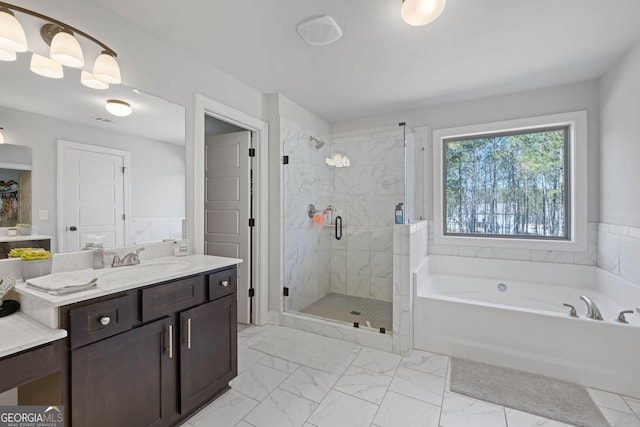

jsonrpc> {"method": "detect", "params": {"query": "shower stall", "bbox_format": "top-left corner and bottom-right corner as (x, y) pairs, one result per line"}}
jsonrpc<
(282, 123), (422, 334)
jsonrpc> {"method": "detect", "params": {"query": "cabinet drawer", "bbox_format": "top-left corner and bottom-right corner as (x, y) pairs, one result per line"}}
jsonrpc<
(208, 268), (237, 300)
(69, 294), (133, 349)
(141, 276), (205, 322)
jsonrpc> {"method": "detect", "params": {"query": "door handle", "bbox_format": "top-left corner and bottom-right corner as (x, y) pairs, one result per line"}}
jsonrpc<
(335, 215), (343, 240)
(168, 324), (173, 359)
(182, 318), (191, 349)
(68, 226), (77, 231)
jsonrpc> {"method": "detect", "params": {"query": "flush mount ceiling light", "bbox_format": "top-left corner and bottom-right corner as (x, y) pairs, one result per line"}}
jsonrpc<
(105, 99), (132, 117)
(297, 15), (342, 46)
(0, 2), (121, 86)
(401, 0), (446, 26)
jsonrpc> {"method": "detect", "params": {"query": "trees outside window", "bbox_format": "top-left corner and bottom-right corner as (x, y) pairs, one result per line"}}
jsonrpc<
(443, 126), (569, 240)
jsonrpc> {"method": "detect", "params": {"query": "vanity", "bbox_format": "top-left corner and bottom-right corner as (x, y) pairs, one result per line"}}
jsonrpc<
(4, 254), (241, 427)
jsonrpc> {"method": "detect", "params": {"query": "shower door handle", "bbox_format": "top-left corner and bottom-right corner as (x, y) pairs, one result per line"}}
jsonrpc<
(335, 216), (342, 240)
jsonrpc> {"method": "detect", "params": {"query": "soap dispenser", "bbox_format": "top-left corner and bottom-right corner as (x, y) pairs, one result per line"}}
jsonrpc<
(395, 203), (404, 224)
(92, 235), (105, 269)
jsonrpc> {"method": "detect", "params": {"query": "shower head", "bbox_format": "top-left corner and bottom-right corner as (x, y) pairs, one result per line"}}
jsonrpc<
(310, 136), (325, 149)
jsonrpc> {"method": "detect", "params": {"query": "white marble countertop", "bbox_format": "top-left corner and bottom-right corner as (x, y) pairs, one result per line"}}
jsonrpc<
(15, 254), (242, 307)
(0, 234), (53, 243)
(0, 312), (67, 359)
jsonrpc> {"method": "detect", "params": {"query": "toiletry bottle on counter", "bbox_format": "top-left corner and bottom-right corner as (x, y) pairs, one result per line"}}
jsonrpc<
(326, 205), (333, 225)
(395, 203), (404, 224)
(92, 235), (105, 269)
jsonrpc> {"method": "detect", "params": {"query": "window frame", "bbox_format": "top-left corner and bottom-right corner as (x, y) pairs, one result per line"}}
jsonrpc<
(432, 111), (588, 252)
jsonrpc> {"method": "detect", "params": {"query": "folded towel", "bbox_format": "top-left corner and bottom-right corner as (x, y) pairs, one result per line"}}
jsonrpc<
(26, 271), (98, 295)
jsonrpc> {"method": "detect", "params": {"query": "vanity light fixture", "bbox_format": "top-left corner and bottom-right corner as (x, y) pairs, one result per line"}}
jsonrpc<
(401, 0), (446, 26)
(30, 53), (63, 78)
(105, 99), (132, 117)
(0, 127), (4, 144)
(81, 71), (108, 90)
(325, 153), (351, 168)
(0, 2), (121, 86)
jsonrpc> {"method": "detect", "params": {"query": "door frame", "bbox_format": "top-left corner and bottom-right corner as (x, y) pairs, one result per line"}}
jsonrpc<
(57, 140), (131, 253)
(191, 95), (269, 326)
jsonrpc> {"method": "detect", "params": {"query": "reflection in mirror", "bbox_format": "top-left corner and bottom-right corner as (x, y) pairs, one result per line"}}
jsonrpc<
(0, 54), (186, 253)
(0, 144), (32, 228)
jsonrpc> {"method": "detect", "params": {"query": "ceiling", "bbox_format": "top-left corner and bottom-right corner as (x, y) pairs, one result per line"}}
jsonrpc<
(95, 0), (640, 123)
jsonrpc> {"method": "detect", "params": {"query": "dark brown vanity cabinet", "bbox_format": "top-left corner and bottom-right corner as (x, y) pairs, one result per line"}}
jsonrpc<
(64, 266), (238, 427)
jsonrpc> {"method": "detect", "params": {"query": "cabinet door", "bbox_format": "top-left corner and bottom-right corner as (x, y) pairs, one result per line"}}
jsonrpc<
(180, 294), (237, 412)
(71, 318), (177, 427)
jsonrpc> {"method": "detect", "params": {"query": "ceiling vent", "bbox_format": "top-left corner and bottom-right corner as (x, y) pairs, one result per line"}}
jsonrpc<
(297, 15), (342, 46)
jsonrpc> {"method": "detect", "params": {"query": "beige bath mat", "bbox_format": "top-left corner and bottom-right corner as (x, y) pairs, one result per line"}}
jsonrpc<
(450, 358), (610, 427)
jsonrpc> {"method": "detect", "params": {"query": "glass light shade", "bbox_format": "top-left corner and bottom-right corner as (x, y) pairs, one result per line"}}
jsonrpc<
(30, 53), (64, 78)
(105, 99), (131, 117)
(401, 0), (446, 26)
(93, 53), (121, 84)
(50, 31), (84, 68)
(0, 10), (28, 52)
(81, 71), (109, 90)
(0, 47), (16, 61)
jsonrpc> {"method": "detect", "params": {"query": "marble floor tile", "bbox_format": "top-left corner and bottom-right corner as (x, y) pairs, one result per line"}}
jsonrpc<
(185, 389), (258, 427)
(333, 365), (392, 404)
(389, 366), (446, 406)
(238, 345), (265, 373)
(351, 346), (401, 376)
(589, 389), (635, 413)
(505, 408), (573, 427)
(372, 390), (440, 427)
(244, 388), (317, 427)
(258, 355), (300, 374)
(249, 326), (359, 375)
(307, 390), (379, 427)
(600, 408), (640, 427)
(400, 349), (449, 378)
(230, 363), (290, 401)
(624, 398), (640, 418)
(279, 366), (340, 403)
(440, 392), (506, 427)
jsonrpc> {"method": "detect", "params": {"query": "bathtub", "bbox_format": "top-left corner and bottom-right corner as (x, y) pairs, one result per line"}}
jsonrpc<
(414, 255), (640, 399)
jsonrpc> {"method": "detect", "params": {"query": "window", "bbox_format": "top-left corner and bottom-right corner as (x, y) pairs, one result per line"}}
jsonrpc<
(443, 126), (569, 240)
(432, 111), (588, 251)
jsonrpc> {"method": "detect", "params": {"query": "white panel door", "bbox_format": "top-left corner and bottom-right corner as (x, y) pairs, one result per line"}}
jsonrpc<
(205, 131), (251, 324)
(59, 142), (128, 252)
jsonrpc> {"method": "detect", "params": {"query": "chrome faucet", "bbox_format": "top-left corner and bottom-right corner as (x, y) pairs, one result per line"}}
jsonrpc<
(104, 251), (122, 268)
(579, 295), (603, 320)
(121, 247), (145, 266)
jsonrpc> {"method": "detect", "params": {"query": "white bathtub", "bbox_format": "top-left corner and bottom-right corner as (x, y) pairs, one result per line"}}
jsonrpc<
(414, 255), (640, 399)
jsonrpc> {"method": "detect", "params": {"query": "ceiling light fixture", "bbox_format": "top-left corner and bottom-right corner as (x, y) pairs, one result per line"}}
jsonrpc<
(401, 0), (446, 26)
(81, 71), (108, 90)
(0, 2), (121, 86)
(30, 53), (63, 78)
(0, 127), (4, 144)
(297, 15), (343, 46)
(105, 99), (132, 117)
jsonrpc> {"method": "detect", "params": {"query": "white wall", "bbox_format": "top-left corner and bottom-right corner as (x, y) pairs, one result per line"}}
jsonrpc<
(600, 40), (640, 228)
(332, 80), (601, 223)
(0, 106), (185, 246)
(597, 39), (640, 286)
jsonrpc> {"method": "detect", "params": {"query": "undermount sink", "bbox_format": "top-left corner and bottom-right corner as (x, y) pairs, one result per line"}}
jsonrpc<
(97, 260), (190, 282)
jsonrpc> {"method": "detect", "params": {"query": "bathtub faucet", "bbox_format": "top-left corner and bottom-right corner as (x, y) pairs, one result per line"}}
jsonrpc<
(579, 295), (603, 321)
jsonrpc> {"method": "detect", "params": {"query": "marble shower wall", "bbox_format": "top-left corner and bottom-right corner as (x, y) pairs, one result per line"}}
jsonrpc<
(330, 129), (405, 303)
(282, 118), (333, 312)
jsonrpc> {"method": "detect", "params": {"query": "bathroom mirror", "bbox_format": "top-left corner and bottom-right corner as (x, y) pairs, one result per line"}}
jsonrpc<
(0, 54), (186, 252)
(0, 144), (33, 228)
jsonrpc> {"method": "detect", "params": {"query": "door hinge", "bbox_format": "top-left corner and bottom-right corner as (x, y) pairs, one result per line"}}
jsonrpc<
(121, 166), (126, 173)
(283, 287), (289, 297)
(249, 148), (256, 157)
(248, 288), (255, 298)
(283, 155), (289, 165)
(249, 218), (255, 227)
(122, 213), (126, 220)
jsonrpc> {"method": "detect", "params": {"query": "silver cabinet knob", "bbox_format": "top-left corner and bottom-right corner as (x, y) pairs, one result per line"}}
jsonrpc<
(100, 316), (111, 326)
(220, 280), (229, 287)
